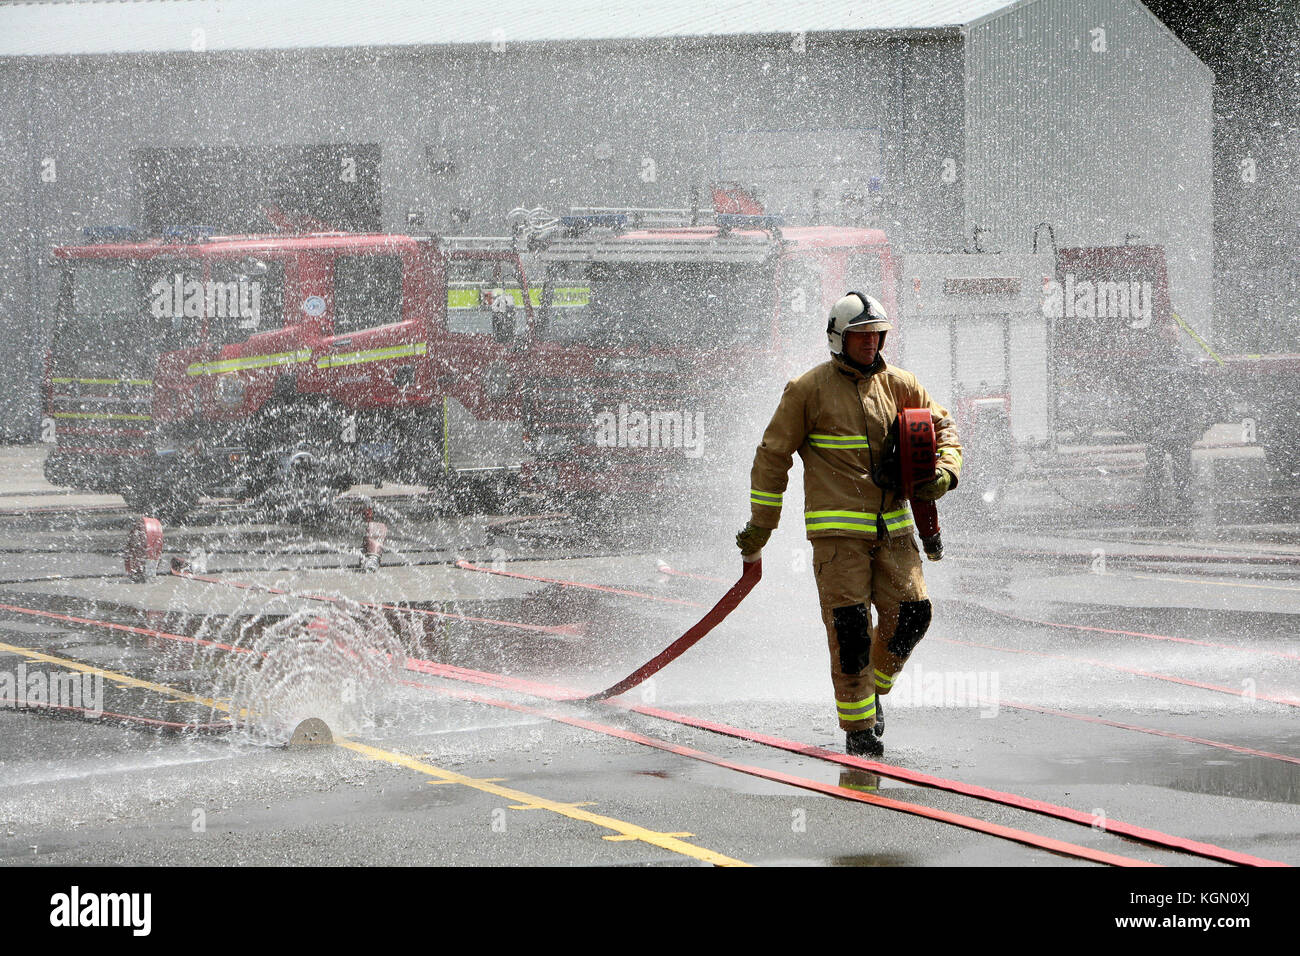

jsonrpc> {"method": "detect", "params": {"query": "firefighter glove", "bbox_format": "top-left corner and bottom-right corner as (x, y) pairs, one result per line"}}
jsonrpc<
(912, 469), (953, 502)
(735, 522), (772, 556)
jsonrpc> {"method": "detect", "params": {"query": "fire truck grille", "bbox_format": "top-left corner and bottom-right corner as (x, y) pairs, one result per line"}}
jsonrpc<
(48, 380), (153, 454)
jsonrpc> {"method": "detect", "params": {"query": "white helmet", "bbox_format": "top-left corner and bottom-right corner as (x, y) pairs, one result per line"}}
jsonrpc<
(827, 291), (891, 355)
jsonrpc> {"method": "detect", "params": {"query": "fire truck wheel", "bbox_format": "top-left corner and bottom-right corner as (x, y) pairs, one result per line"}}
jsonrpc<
(256, 451), (338, 526)
(246, 402), (356, 517)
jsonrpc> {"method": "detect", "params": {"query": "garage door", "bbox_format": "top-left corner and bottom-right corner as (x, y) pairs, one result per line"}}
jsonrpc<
(132, 144), (381, 234)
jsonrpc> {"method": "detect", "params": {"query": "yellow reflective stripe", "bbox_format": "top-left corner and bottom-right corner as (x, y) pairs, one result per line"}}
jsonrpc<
(837, 696), (877, 721)
(806, 510), (873, 528)
(837, 696), (876, 712)
(809, 433), (870, 449)
(882, 506), (914, 530)
(449, 286), (585, 309)
(317, 341), (427, 369)
(447, 288), (482, 309)
(805, 508), (913, 533)
(749, 489), (783, 507)
(52, 412), (151, 421)
(806, 510), (876, 532)
(550, 286), (590, 307)
(50, 377), (152, 387)
(187, 349), (311, 376)
(873, 669), (894, 688)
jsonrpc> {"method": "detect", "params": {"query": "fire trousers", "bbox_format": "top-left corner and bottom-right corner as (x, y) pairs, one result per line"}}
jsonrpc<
(812, 535), (932, 732)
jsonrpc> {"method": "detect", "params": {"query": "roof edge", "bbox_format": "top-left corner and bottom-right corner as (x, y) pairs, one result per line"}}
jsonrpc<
(961, 0), (1212, 80)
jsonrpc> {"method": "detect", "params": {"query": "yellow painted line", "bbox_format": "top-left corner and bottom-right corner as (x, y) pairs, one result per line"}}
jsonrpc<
(0, 639), (232, 713)
(605, 831), (693, 842)
(336, 738), (751, 867)
(0, 638), (747, 866)
(1132, 573), (1300, 593)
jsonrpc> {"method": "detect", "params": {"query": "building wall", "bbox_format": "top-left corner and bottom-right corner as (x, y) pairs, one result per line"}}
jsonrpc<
(0, 69), (38, 439)
(0, 34), (970, 435)
(0, 7), (1216, 437)
(964, 0), (1214, 336)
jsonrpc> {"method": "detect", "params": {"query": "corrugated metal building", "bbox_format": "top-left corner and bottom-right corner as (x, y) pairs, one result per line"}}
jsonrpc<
(0, 0), (1212, 435)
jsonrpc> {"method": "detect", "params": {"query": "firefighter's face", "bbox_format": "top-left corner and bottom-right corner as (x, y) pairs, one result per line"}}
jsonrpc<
(844, 330), (881, 366)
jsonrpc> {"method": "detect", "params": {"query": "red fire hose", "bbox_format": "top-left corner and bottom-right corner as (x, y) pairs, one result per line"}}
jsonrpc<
(581, 556), (762, 700)
(899, 408), (943, 560)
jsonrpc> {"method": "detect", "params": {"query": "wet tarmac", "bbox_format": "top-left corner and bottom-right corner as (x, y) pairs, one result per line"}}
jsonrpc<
(0, 443), (1296, 867)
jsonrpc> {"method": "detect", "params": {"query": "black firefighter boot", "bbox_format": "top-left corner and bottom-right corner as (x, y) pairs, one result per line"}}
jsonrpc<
(846, 695), (883, 757)
(846, 726), (883, 757)
(873, 692), (885, 738)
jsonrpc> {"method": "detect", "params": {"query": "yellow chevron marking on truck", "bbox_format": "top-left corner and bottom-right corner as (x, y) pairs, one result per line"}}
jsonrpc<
(549, 286), (589, 307)
(316, 341), (428, 369)
(52, 412), (152, 421)
(1172, 311), (1224, 366)
(447, 286), (588, 309)
(50, 377), (152, 387)
(448, 288), (486, 309)
(186, 349), (312, 376)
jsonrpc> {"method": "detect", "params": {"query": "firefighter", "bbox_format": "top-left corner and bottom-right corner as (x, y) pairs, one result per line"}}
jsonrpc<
(735, 292), (963, 757)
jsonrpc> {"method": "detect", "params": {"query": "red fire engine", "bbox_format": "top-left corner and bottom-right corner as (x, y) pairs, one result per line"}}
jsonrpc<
(515, 199), (1296, 519)
(42, 223), (534, 520)
(516, 203), (897, 520)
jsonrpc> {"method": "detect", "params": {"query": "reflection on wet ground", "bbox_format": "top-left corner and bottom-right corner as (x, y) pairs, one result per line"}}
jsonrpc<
(1038, 742), (1300, 804)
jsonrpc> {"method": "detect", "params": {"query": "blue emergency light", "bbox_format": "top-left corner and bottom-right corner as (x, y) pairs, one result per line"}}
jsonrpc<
(162, 225), (215, 241)
(81, 225), (142, 243)
(559, 213), (628, 231)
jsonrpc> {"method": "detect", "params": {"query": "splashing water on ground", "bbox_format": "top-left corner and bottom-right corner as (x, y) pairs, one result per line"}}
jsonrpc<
(203, 596), (419, 744)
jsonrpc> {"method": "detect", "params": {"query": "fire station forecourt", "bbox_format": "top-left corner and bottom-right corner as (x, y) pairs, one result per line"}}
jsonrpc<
(0, 0), (1295, 929)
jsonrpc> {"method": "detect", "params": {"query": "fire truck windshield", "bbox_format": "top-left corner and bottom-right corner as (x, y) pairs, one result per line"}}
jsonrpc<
(539, 261), (772, 349)
(53, 259), (202, 364)
(52, 257), (285, 365)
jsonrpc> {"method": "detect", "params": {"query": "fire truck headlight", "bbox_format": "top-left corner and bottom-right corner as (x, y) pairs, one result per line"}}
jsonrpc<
(215, 375), (247, 408)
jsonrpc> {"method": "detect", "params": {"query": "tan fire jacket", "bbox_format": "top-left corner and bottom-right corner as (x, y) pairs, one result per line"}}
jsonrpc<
(749, 355), (963, 540)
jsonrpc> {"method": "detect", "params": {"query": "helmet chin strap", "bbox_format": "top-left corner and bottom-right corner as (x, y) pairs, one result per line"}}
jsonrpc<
(835, 350), (884, 376)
